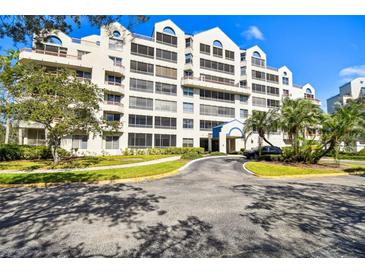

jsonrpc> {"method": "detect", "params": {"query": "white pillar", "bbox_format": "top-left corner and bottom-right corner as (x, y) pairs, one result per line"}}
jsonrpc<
(219, 132), (226, 154)
(208, 133), (212, 152)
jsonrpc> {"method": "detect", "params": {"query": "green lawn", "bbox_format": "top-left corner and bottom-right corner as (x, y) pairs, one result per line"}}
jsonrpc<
(0, 154), (174, 171)
(0, 160), (186, 185)
(245, 162), (344, 177)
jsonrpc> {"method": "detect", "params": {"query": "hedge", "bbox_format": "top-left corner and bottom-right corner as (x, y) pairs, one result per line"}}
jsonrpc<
(123, 147), (205, 156)
(0, 144), (69, 161)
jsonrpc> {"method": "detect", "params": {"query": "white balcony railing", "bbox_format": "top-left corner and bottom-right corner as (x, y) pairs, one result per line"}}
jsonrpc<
(21, 48), (80, 60)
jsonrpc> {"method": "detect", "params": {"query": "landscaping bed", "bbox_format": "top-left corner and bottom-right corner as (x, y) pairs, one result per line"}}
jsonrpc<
(0, 160), (187, 185)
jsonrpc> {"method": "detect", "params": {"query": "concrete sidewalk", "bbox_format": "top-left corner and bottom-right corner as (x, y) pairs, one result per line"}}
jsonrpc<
(0, 156), (181, 174)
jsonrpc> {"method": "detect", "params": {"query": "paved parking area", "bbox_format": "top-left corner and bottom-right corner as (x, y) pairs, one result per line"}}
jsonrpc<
(0, 157), (364, 257)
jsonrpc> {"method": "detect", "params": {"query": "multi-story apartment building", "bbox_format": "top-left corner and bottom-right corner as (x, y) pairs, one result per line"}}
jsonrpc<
(17, 19), (320, 155)
(327, 77), (365, 151)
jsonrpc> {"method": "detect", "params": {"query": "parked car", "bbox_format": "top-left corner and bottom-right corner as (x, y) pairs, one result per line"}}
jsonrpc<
(243, 146), (282, 160)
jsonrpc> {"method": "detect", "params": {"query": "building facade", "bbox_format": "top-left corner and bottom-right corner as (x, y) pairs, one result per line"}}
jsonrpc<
(327, 77), (365, 151)
(17, 19), (320, 155)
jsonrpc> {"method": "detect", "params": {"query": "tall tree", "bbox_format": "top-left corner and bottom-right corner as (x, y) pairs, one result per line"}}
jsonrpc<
(0, 16), (149, 44)
(280, 97), (322, 155)
(11, 64), (111, 163)
(0, 49), (19, 144)
(243, 109), (280, 154)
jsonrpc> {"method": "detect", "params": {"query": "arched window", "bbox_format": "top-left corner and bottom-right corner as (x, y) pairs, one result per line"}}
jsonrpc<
(253, 51), (261, 58)
(283, 71), (287, 76)
(163, 27), (176, 36)
(213, 40), (223, 48)
(306, 88), (312, 94)
(112, 30), (121, 38)
(45, 35), (62, 45)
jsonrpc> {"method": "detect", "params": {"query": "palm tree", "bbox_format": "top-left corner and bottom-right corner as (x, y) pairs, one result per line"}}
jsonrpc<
(312, 101), (365, 163)
(280, 98), (322, 155)
(244, 109), (280, 154)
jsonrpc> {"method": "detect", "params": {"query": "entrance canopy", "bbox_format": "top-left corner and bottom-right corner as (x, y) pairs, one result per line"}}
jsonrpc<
(211, 119), (244, 153)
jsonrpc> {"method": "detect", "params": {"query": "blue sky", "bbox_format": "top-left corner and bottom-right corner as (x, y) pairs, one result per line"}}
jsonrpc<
(1, 15), (365, 111)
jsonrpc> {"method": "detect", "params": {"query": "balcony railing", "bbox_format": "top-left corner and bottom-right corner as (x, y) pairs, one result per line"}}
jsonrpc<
(71, 37), (100, 46)
(182, 76), (241, 88)
(132, 33), (155, 42)
(21, 48), (79, 60)
(105, 101), (123, 106)
(104, 81), (124, 87)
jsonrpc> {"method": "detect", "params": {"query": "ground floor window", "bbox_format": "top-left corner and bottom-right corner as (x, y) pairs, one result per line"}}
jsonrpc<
(105, 136), (119, 149)
(182, 138), (194, 147)
(72, 135), (88, 149)
(154, 134), (176, 147)
(27, 129), (46, 145)
(128, 133), (152, 148)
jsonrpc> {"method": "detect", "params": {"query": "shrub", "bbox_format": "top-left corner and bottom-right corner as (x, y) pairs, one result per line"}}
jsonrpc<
(359, 148), (365, 156)
(122, 147), (205, 156)
(209, 151), (226, 156)
(0, 144), (70, 161)
(240, 148), (245, 154)
(258, 154), (282, 161)
(180, 151), (202, 160)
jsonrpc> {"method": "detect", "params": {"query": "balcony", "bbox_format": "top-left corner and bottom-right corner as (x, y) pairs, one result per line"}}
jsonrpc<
(102, 102), (124, 113)
(181, 76), (250, 95)
(102, 81), (125, 94)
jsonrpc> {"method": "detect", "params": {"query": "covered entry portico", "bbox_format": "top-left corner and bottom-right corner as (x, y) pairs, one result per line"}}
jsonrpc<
(210, 119), (245, 154)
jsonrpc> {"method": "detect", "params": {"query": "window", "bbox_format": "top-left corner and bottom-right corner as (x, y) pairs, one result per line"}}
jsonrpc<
(105, 136), (119, 149)
(240, 66), (246, 76)
(104, 93), (121, 105)
(201, 74), (235, 86)
(306, 88), (312, 94)
(183, 119), (194, 129)
(200, 104), (235, 118)
(156, 32), (177, 47)
(104, 112), (121, 122)
(128, 133), (152, 148)
(130, 60), (154, 75)
(163, 27), (176, 35)
(155, 116), (176, 129)
(154, 134), (176, 147)
(240, 80), (247, 87)
(156, 65), (177, 79)
(183, 87), (194, 97)
(76, 70), (91, 80)
(200, 58), (234, 75)
(267, 86), (280, 96)
(183, 102), (194, 113)
(128, 114), (153, 128)
(283, 89), (290, 96)
(155, 99), (177, 112)
(77, 50), (89, 60)
(282, 77), (289, 85)
(200, 120), (223, 131)
(252, 70), (266, 80)
(185, 53), (193, 64)
(184, 70), (193, 77)
(199, 89), (235, 103)
(109, 56), (123, 67)
(129, 96), (153, 110)
(45, 35), (62, 45)
(252, 97), (266, 107)
(155, 82), (177, 96)
(213, 46), (223, 58)
(183, 138), (194, 147)
(252, 83), (266, 94)
(156, 48), (177, 63)
(105, 74), (122, 86)
(27, 129), (46, 145)
(240, 53), (246, 61)
(251, 57), (265, 67)
(109, 38), (123, 51)
(239, 95), (249, 104)
(240, 109), (248, 119)
(129, 78), (154, 93)
(267, 73), (279, 83)
(72, 135), (88, 149)
(225, 50), (235, 61)
(112, 30), (121, 38)
(200, 43), (210, 55)
(185, 38), (192, 48)
(267, 99), (280, 108)
(131, 43), (154, 58)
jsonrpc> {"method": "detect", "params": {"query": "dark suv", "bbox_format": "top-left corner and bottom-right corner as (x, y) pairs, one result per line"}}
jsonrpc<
(243, 146), (282, 160)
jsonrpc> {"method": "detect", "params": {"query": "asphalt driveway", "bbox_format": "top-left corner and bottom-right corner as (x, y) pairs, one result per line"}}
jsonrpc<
(0, 156), (364, 257)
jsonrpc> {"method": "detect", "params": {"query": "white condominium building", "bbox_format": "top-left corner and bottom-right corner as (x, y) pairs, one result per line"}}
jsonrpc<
(327, 77), (365, 151)
(17, 19), (320, 155)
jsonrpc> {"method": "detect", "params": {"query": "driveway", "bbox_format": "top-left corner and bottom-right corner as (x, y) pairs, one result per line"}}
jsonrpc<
(0, 157), (364, 257)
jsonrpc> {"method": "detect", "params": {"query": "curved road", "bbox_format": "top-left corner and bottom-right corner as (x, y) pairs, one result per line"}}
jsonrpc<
(0, 157), (364, 257)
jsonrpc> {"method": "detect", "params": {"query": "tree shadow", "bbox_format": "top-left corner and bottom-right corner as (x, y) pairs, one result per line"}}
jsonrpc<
(0, 183), (165, 257)
(231, 181), (365, 257)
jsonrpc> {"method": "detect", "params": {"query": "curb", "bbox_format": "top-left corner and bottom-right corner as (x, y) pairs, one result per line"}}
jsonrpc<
(178, 155), (245, 171)
(242, 162), (255, 175)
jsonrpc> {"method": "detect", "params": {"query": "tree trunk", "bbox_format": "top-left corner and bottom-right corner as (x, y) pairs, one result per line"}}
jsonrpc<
(261, 134), (274, 147)
(4, 116), (10, 144)
(49, 137), (61, 164)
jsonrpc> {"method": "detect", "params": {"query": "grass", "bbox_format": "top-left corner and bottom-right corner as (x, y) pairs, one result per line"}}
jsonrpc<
(245, 162), (344, 177)
(0, 160), (187, 185)
(0, 154), (174, 171)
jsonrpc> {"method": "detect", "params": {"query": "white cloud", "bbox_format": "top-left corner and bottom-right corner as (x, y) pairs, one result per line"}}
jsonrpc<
(242, 26), (264, 41)
(339, 65), (365, 78)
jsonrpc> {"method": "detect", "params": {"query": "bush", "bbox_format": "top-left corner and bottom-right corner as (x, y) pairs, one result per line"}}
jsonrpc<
(180, 151), (202, 160)
(240, 148), (245, 154)
(122, 147), (205, 156)
(0, 144), (70, 161)
(258, 154), (282, 161)
(209, 151), (226, 156)
(359, 148), (365, 156)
